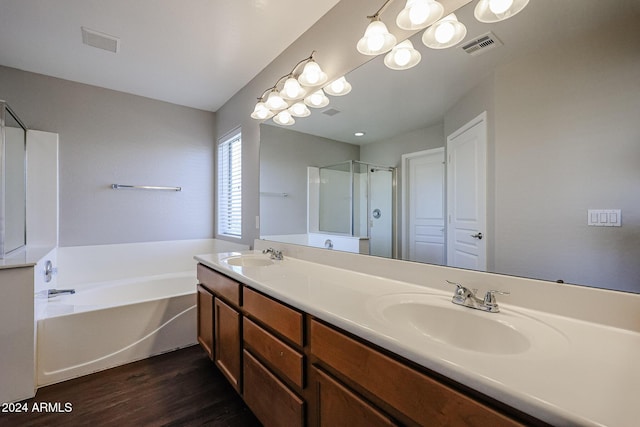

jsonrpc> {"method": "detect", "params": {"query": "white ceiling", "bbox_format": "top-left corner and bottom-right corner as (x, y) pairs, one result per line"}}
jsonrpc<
(0, 0), (341, 112)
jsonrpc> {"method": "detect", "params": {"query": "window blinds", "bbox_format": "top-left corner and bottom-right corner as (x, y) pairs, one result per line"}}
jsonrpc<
(217, 132), (242, 238)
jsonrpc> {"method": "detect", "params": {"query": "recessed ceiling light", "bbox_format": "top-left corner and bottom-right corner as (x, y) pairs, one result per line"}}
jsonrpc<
(354, 131), (366, 137)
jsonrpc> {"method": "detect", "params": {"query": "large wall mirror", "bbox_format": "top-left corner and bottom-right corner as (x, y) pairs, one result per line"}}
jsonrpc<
(259, 0), (640, 293)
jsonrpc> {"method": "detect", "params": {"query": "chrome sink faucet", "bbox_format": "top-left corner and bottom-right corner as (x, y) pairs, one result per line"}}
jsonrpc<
(445, 280), (509, 313)
(262, 247), (283, 260)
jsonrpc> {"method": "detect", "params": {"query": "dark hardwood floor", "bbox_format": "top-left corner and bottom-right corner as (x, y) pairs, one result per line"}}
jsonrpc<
(0, 345), (261, 427)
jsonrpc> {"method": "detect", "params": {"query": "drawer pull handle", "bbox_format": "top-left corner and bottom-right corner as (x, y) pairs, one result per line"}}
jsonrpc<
(279, 351), (284, 357)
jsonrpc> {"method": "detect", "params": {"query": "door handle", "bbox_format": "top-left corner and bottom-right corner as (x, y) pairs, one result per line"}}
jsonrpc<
(470, 232), (483, 240)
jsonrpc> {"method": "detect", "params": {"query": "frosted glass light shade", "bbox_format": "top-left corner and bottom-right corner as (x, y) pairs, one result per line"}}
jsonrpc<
(250, 101), (275, 120)
(474, 0), (529, 23)
(396, 0), (444, 30)
(281, 77), (307, 100)
(384, 40), (422, 70)
(288, 102), (311, 118)
(265, 91), (288, 110)
(422, 13), (467, 49)
(324, 76), (352, 96)
(298, 61), (328, 87)
(357, 20), (397, 55)
(273, 110), (295, 126)
(304, 89), (330, 108)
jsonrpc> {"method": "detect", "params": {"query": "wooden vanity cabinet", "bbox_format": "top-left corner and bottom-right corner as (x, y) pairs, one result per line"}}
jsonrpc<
(242, 286), (306, 427)
(310, 319), (527, 427)
(196, 264), (243, 391)
(196, 263), (544, 427)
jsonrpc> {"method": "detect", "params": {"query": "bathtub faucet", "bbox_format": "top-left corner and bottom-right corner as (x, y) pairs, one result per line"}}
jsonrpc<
(47, 289), (76, 298)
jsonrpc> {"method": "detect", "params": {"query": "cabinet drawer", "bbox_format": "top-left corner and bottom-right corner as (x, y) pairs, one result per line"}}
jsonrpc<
(243, 350), (304, 427)
(197, 264), (240, 307)
(313, 367), (397, 427)
(310, 320), (523, 427)
(243, 287), (303, 346)
(243, 317), (304, 388)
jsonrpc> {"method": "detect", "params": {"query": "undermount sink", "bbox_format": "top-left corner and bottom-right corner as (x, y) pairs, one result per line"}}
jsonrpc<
(223, 255), (274, 267)
(369, 293), (568, 356)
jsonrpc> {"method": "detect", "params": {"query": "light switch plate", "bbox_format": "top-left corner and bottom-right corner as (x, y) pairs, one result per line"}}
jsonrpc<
(587, 209), (621, 227)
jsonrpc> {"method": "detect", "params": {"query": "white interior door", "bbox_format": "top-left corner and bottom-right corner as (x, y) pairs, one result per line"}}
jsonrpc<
(402, 148), (445, 263)
(446, 112), (487, 271)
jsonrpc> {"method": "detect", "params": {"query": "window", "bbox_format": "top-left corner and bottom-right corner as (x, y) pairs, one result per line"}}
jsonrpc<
(217, 131), (242, 238)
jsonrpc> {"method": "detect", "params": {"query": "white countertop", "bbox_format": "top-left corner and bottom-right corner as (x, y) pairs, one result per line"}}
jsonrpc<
(195, 251), (640, 427)
(0, 246), (55, 270)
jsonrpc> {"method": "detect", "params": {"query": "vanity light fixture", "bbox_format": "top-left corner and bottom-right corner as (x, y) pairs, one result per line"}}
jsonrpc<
(396, 0), (444, 30)
(422, 13), (467, 49)
(359, 0), (530, 70)
(251, 51), (352, 126)
(474, 0), (529, 23)
(384, 39), (422, 70)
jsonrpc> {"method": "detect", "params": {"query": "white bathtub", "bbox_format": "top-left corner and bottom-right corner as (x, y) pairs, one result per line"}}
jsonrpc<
(36, 239), (248, 387)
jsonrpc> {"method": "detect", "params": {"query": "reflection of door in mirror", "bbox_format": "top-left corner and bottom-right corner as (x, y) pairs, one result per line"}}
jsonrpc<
(403, 148), (445, 264)
(446, 112), (487, 271)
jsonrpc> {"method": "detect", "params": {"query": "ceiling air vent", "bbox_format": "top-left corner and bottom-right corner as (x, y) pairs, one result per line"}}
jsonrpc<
(461, 32), (502, 56)
(322, 108), (341, 117)
(81, 27), (120, 53)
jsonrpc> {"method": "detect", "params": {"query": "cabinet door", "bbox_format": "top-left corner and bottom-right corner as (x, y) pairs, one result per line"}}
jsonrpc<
(243, 350), (304, 427)
(196, 284), (214, 360)
(313, 367), (397, 427)
(214, 297), (242, 392)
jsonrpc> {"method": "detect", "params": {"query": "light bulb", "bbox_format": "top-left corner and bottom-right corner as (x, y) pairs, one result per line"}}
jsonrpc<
(489, 0), (514, 14)
(274, 110), (294, 126)
(288, 102), (310, 117)
(434, 21), (455, 43)
(409, 1), (430, 25)
(298, 61), (328, 86)
(282, 77), (305, 99)
(357, 20), (396, 55)
(324, 76), (352, 96)
(330, 79), (345, 93)
(303, 62), (321, 85)
(309, 92), (322, 106)
(304, 89), (329, 108)
(251, 101), (274, 120)
(265, 91), (287, 110)
(394, 48), (412, 67)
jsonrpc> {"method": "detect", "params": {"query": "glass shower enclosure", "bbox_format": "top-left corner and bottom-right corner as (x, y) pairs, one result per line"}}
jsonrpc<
(318, 160), (396, 258)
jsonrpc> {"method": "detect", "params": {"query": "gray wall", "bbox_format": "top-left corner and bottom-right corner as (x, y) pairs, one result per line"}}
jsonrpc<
(443, 16), (640, 291)
(491, 17), (640, 291)
(260, 124), (359, 236)
(0, 65), (215, 246)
